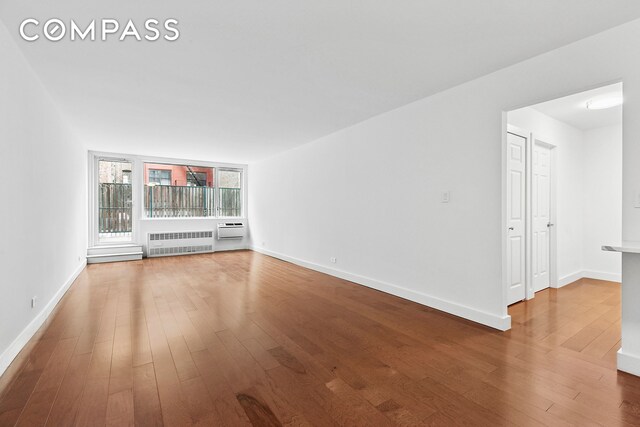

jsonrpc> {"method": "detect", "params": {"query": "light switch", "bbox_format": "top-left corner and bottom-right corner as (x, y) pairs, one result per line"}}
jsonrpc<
(441, 191), (451, 203)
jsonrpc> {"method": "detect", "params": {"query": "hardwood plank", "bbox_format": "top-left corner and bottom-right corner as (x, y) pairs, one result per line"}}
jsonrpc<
(15, 336), (77, 426)
(106, 388), (134, 427)
(132, 363), (163, 427)
(73, 339), (113, 426)
(235, 387), (282, 427)
(46, 353), (92, 426)
(241, 338), (280, 371)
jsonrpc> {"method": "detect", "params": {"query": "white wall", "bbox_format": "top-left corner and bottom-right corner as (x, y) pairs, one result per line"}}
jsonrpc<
(508, 107), (586, 284)
(249, 19), (640, 335)
(583, 125), (622, 280)
(0, 22), (87, 374)
(250, 87), (512, 329)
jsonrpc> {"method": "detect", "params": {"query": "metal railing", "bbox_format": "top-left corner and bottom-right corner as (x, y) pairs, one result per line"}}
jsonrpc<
(145, 185), (213, 218)
(99, 183), (132, 233)
(98, 184), (242, 226)
(219, 187), (241, 217)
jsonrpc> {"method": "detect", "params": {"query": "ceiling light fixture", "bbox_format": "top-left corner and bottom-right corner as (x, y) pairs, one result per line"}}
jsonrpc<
(585, 96), (623, 110)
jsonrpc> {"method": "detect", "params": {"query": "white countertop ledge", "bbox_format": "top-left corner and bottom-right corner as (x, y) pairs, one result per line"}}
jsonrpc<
(602, 241), (640, 254)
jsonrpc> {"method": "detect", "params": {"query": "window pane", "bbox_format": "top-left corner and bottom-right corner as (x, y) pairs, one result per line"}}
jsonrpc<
(98, 160), (132, 243)
(219, 170), (241, 188)
(218, 170), (242, 217)
(144, 163), (215, 217)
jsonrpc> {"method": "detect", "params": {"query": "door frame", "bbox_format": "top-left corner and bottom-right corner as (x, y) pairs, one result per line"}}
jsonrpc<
(88, 151), (140, 247)
(502, 125), (558, 308)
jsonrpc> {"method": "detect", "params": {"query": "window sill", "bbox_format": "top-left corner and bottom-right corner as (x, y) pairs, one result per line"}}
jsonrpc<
(140, 216), (246, 221)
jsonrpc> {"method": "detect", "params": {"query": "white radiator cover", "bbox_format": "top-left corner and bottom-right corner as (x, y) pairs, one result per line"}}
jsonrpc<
(147, 231), (214, 257)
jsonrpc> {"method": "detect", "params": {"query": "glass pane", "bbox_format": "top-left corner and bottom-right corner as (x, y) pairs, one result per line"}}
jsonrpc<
(218, 170), (241, 188)
(98, 160), (133, 243)
(144, 163), (215, 218)
(218, 170), (242, 217)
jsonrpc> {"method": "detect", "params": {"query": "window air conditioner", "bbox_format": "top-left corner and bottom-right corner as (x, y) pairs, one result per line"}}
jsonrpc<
(217, 222), (246, 240)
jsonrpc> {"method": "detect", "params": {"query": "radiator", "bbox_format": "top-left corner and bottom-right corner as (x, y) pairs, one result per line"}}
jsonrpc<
(147, 231), (214, 257)
(217, 222), (246, 240)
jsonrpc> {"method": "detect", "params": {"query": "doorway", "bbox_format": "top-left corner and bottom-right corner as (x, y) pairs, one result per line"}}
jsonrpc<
(94, 157), (134, 245)
(504, 82), (623, 307)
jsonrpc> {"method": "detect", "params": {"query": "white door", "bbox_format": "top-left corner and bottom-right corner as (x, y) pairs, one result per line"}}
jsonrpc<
(507, 132), (527, 305)
(532, 143), (552, 292)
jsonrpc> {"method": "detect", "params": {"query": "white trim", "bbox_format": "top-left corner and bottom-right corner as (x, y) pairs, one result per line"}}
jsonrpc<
(557, 270), (585, 288)
(618, 349), (640, 377)
(88, 153), (138, 247)
(583, 270), (622, 283)
(0, 260), (86, 377)
(139, 216), (248, 222)
(501, 113), (509, 316)
(86, 251), (143, 258)
(89, 150), (247, 171)
(252, 246), (511, 331)
(86, 252), (143, 264)
(557, 270), (622, 287)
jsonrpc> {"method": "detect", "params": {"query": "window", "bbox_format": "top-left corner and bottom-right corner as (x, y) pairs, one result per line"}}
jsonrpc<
(144, 163), (219, 218)
(218, 169), (242, 217)
(149, 169), (172, 186)
(143, 162), (242, 218)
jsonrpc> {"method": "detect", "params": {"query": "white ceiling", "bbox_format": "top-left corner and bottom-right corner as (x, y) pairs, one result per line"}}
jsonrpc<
(531, 83), (623, 131)
(2, 1), (639, 163)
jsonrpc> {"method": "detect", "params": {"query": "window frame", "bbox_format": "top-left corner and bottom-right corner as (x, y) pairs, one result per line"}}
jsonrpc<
(142, 163), (245, 219)
(89, 154), (139, 247)
(89, 152), (247, 245)
(216, 168), (243, 218)
(143, 163), (216, 219)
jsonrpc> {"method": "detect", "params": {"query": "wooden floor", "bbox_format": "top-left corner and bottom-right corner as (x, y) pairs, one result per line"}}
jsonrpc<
(0, 251), (638, 426)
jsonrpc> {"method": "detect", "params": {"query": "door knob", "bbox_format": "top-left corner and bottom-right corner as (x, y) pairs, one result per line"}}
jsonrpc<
(508, 227), (514, 230)
(547, 223), (554, 227)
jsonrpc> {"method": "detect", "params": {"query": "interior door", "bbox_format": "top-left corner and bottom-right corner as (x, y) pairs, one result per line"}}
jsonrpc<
(532, 143), (552, 292)
(507, 132), (527, 305)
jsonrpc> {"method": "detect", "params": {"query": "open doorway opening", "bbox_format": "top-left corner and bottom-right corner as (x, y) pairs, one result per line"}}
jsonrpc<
(504, 83), (623, 306)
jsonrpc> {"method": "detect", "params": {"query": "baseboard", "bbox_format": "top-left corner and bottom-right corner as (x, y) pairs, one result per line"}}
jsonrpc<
(0, 260), (86, 377)
(618, 349), (640, 377)
(557, 271), (583, 288)
(582, 270), (622, 283)
(557, 270), (622, 288)
(87, 252), (143, 264)
(251, 246), (511, 331)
